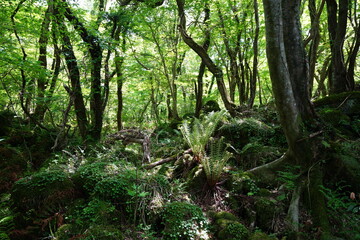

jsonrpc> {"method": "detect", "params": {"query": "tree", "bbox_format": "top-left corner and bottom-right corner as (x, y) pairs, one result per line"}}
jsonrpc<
(252, 0), (332, 238)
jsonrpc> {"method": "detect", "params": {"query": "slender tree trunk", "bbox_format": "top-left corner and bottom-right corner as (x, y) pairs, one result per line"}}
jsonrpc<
(114, 26), (126, 131)
(307, 0), (325, 97)
(176, 0), (237, 116)
(346, 21), (360, 90)
(195, 3), (210, 118)
(248, 0), (259, 108)
(34, 7), (51, 121)
(58, 22), (88, 139)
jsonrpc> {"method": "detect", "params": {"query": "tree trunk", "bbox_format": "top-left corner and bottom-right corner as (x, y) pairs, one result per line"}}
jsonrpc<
(326, 0), (350, 94)
(248, 0), (259, 108)
(58, 22), (88, 139)
(262, 0), (331, 237)
(62, 0), (103, 140)
(195, 4), (210, 118)
(34, 7), (51, 121)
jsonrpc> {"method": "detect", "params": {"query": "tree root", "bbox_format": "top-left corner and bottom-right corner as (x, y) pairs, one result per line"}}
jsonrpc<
(247, 150), (290, 183)
(143, 149), (192, 169)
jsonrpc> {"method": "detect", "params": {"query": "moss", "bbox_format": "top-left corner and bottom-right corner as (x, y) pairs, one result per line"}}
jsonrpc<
(319, 109), (351, 127)
(11, 170), (75, 212)
(314, 91), (360, 116)
(219, 118), (275, 150)
(202, 100), (220, 113)
(86, 225), (124, 240)
(254, 197), (282, 232)
(217, 222), (249, 240)
(213, 211), (239, 222)
(161, 201), (208, 240)
(249, 231), (278, 240)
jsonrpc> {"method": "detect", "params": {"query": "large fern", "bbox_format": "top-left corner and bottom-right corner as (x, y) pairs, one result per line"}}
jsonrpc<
(202, 137), (232, 188)
(180, 110), (226, 161)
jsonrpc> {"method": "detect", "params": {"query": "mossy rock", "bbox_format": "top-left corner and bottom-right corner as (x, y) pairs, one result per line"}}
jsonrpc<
(161, 201), (208, 240)
(254, 197), (282, 232)
(249, 231), (278, 240)
(11, 170), (75, 212)
(87, 225), (124, 240)
(229, 172), (259, 195)
(319, 109), (351, 127)
(314, 91), (360, 116)
(185, 165), (207, 192)
(217, 222), (249, 240)
(202, 100), (221, 113)
(213, 211), (239, 222)
(211, 211), (249, 240)
(326, 140), (360, 192)
(0, 146), (27, 193)
(219, 118), (275, 150)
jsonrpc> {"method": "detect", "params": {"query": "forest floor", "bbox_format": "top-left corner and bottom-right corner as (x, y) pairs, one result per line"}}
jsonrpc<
(0, 93), (360, 240)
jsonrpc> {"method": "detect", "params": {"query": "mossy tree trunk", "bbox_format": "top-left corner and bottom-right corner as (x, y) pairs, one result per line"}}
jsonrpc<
(260, 0), (332, 238)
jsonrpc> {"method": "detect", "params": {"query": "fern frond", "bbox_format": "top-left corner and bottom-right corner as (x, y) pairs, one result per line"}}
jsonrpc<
(203, 137), (232, 188)
(180, 110), (226, 161)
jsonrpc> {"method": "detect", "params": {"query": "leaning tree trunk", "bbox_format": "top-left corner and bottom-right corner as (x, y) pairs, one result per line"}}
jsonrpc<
(176, 0), (237, 117)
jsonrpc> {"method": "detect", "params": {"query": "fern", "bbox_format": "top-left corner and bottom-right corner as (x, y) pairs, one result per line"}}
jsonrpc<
(202, 137), (232, 188)
(180, 110), (226, 161)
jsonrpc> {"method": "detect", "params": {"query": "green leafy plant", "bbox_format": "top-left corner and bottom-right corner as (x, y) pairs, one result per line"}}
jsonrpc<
(180, 110), (226, 162)
(202, 137), (232, 188)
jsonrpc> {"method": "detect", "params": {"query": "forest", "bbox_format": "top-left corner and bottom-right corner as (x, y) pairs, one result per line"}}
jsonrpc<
(0, 0), (359, 239)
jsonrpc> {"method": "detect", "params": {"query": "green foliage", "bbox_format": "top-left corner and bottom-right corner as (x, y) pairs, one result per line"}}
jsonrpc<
(161, 201), (208, 240)
(231, 172), (260, 196)
(319, 184), (360, 239)
(0, 194), (14, 238)
(180, 110), (226, 161)
(277, 165), (301, 191)
(202, 137), (232, 188)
